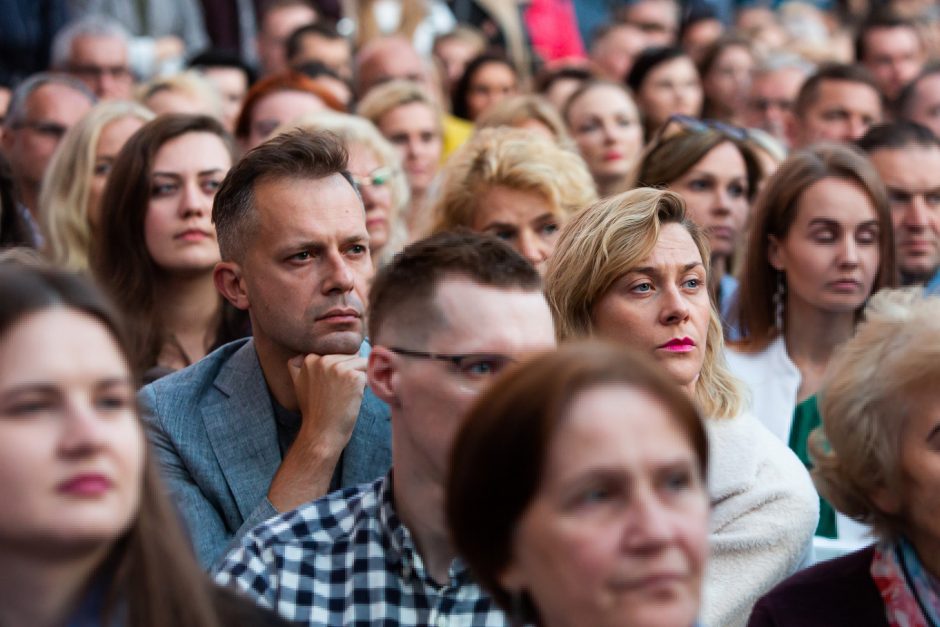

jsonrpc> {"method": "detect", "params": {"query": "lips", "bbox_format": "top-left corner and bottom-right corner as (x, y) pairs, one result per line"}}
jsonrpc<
(174, 228), (211, 241)
(826, 278), (862, 292)
(659, 337), (696, 353)
(603, 150), (624, 162)
(316, 308), (361, 324)
(58, 473), (112, 496)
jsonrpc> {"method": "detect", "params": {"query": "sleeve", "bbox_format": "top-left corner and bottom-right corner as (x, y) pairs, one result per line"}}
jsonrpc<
(213, 534), (280, 610)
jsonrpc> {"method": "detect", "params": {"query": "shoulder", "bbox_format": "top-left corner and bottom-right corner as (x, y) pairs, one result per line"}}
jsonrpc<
(211, 585), (292, 627)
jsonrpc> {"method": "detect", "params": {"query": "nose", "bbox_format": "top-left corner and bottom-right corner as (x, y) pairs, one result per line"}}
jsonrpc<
(848, 115), (869, 140)
(59, 398), (108, 458)
(836, 234), (861, 267)
(517, 229), (551, 268)
(659, 283), (691, 326)
(179, 180), (209, 218)
(321, 249), (356, 294)
(902, 196), (931, 230)
(623, 485), (677, 551)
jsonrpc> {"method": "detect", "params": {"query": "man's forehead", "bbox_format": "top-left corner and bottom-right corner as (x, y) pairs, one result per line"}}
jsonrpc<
(872, 146), (940, 180)
(254, 174), (365, 227)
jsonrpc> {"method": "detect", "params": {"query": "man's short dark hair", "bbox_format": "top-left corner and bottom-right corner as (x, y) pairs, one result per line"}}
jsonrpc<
(793, 63), (883, 119)
(368, 231), (542, 343)
(856, 120), (940, 153)
(286, 22), (344, 62)
(896, 63), (940, 119)
(188, 49), (257, 86)
(212, 129), (356, 261)
(854, 10), (920, 63)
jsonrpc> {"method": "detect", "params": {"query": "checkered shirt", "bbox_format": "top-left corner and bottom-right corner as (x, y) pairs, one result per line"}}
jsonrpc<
(214, 473), (509, 627)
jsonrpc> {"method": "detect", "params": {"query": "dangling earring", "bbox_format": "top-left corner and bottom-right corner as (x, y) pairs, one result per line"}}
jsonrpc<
(774, 272), (786, 333)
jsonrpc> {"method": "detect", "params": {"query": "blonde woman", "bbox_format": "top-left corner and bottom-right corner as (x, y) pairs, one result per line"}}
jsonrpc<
(430, 127), (596, 274)
(474, 94), (573, 146)
(357, 80), (444, 234)
(278, 112), (410, 267)
(39, 100), (154, 271)
(544, 188), (818, 627)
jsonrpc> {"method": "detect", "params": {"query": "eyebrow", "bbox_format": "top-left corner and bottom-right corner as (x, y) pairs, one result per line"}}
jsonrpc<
(806, 218), (880, 228)
(278, 234), (370, 254)
(630, 261), (704, 276)
(152, 168), (227, 179)
(886, 185), (940, 196)
(3, 376), (134, 394)
(482, 213), (556, 229)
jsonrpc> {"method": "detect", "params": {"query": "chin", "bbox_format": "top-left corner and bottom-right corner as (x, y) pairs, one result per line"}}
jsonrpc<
(307, 331), (365, 356)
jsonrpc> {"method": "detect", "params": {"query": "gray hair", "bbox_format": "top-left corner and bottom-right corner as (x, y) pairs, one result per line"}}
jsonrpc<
(4, 73), (96, 128)
(50, 15), (130, 69)
(752, 51), (816, 80)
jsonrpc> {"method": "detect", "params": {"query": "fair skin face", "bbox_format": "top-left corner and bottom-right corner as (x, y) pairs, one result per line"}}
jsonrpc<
(214, 173), (373, 510)
(703, 45), (754, 121)
(789, 80), (883, 148)
(544, 77), (583, 113)
(745, 67), (806, 141)
(869, 145), (940, 283)
(0, 309), (143, 627)
(567, 84), (644, 195)
(246, 90), (327, 149)
(591, 24), (647, 81)
(434, 37), (481, 87)
(356, 38), (431, 99)
(769, 177), (881, 400)
(466, 62), (518, 121)
(623, 0), (679, 47)
(861, 26), (925, 101)
(292, 34), (352, 80)
(637, 57), (703, 133)
(369, 278), (556, 583)
(257, 4), (317, 76)
(87, 115), (146, 229)
(905, 73), (940, 139)
(202, 67), (248, 133)
(472, 186), (562, 273)
(347, 142), (394, 256)
(68, 35), (133, 100)
(2, 83), (92, 213)
(501, 384), (709, 627)
(681, 19), (723, 64)
(378, 101), (442, 197)
(592, 224), (711, 396)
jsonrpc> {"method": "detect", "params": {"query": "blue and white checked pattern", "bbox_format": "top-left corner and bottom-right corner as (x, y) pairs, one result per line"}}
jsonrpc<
(215, 474), (509, 627)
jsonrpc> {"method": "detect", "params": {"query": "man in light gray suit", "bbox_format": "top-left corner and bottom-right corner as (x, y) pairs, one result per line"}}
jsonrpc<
(141, 129), (391, 568)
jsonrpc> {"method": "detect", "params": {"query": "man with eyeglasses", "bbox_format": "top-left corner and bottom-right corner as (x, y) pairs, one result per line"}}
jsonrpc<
(51, 16), (134, 100)
(216, 230), (555, 625)
(0, 73), (95, 246)
(858, 121), (940, 294)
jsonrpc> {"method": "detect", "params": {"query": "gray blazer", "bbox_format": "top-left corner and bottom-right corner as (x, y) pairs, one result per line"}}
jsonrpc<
(140, 338), (391, 569)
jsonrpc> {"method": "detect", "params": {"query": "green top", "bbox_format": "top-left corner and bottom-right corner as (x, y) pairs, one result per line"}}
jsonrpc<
(788, 395), (837, 538)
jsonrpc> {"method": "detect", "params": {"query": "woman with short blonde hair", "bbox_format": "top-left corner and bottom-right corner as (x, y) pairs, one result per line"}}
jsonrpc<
(474, 94), (571, 145)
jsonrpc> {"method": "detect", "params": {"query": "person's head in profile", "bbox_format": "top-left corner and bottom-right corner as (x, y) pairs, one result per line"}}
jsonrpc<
(447, 341), (710, 627)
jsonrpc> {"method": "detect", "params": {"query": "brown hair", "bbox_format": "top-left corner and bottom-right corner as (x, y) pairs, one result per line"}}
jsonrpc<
(91, 114), (239, 373)
(233, 70), (344, 140)
(446, 341), (708, 622)
(0, 263), (223, 627)
(793, 63), (883, 120)
(368, 230), (542, 344)
(736, 143), (898, 350)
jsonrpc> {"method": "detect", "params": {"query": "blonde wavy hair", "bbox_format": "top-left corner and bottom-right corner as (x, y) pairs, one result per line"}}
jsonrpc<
(812, 288), (940, 542)
(474, 94), (572, 147)
(430, 127), (596, 234)
(544, 187), (742, 419)
(356, 79), (443, 135)
(39, 100), (154, 271)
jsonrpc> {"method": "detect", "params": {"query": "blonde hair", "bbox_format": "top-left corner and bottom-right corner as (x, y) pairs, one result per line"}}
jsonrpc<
(544, 187), (742, 419)
(356, 79), (443, 134)
(39, 101), (154, 271)
(812, 288), (940, 542)
(474, 94), (572, 146)
(138, 71), (224, 119)
(276, 111), (410, 266)
(430, 127), (596, 234)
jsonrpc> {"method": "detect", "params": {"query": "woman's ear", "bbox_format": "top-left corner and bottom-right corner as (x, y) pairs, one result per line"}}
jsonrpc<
(871, 485), (902, 517)
(767, 234), (785, 272)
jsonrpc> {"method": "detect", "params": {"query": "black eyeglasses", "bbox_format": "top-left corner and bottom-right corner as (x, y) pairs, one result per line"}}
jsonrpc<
(659, 114), (749, 142)
(12, 120), (68, 139)
(387, 347), (516, 378)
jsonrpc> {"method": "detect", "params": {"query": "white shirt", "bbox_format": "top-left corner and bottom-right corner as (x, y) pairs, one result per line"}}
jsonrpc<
(725, 336), (801, 443)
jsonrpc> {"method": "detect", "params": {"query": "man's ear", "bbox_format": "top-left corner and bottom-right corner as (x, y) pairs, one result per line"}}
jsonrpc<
(368, 346), (400, 408)
(767, 234), (785, 272)
(214, 261), (250, 310)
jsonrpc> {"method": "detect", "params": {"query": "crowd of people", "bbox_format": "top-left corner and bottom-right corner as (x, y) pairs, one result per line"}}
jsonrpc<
(1, 0), (940, 626)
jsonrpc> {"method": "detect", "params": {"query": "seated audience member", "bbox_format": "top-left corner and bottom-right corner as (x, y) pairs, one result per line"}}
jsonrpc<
(1, 74), (96, 246)
(562, 80), (644, 197)
(786, 64), (884, 148)
(0, 263), (288, 627)
(680, 7), (724, 64)
(698, 37), (756, 126)
(855, 11), (926, 103)
(744, 53), (814, 145)
(447, 342), (711, 627)
(475, 94), (572, 145)
(292, 60), (353, 109)
(285, 22), (352, 81)
(254, 0), (317, 77)
(279, 111), (409, 266)
(589, 21), (647, 82)
(50, 15), (134, 100)
(235, 71), (342, 151)
(618, 0), (681, 47)
(216, 231), (555, 624)
(357, 80), (444, 234)
(39, 100), (153, 272)
(749, 289), (940, 627)
(138, 71), (224, 118)
(92, 114), (245, 380)
(627, 47), (704, 140)
(728, 144), (897, 542)
(534, 64), (594, 113)
(189, 50), (256, 134)
(451, 53), (519, 123)
(896, 64), (940, 139)
(632, 117), (763, 332)
(858, 122), (940, 294)
(432, 26), (487, 93)
(431, 127), (597, 272)
(545, 188), (818, 627)
(140, 130), (391, 568)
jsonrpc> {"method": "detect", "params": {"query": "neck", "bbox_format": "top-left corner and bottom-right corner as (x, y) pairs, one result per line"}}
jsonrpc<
(783, 296), (855, 366)
(155, 271), (220, 369)
(252, 332), (299, 411)
(0, 544), (108, 627)
(392, 452), (455, 585)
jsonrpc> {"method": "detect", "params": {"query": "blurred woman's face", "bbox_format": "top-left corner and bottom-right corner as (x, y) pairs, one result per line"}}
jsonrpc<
(466, 62), (518, 121)
(638, 57), (703, 132)
(472, 185), (562, 274)
(247, 89), (327, 149)
(567, 85), (644, 189)
(591, 223), (711, 395)
(500, 383), (709, 627)
(703, 45), (754, 115)
(378, 102), (442, 197)
(87, 115), (146, 229)
(669, 141), (749, 260)
(0, 309), (144, 554)
(347, 142), (396, 255)
(145, 132), (230, 276)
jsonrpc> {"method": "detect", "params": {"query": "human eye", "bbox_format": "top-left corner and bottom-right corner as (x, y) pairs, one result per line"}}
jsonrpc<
(631, 281), (653, 293)
(682, 277), (703, 290)
(810, 226), (837, 243)
(577, 119), (600, 134)
(615, 114), (634, 128)
(201, 178), (223, 194)
(687, 178), (711, 192)
(888, 189), (911, 205)
(347, 243), (369, 257)
(822, 109), (848, 122)
(95, 387), (133, 411)
(926, 192), (940, 207)
(856, 226), (879, 244)
(151, 181), (178, 197)
(459, 354), (510, 377)
(288, 250), (312, 263)
(93, 161), (112, 177)
(661, 467), (694, 493)
(727, 182), (747, 198)
(420, 131), (436, 143)
(539, 221), (560, 237)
